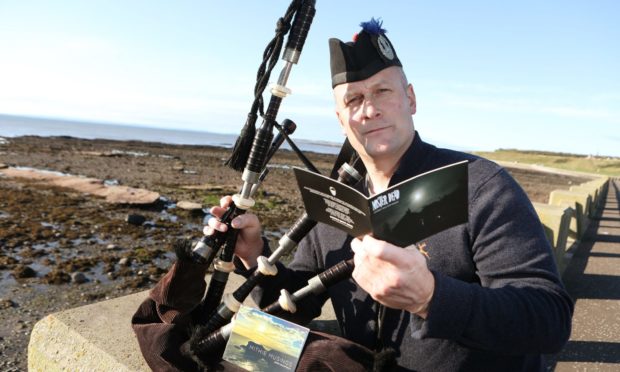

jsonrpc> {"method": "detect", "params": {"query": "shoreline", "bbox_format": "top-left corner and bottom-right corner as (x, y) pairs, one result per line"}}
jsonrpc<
(0, 113), (344, 155)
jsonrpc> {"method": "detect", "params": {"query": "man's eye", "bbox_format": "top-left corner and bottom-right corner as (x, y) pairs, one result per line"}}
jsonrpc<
(346, 96), (362, 106)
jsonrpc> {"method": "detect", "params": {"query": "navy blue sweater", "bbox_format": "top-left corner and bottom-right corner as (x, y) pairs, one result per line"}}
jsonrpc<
(248, 132), (573, 371)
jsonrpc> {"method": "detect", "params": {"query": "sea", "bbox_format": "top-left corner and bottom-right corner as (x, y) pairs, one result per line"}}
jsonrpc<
(0, 114), (342, 155)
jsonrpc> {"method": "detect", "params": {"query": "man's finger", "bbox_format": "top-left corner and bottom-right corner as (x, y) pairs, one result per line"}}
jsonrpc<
(230, 215), (245, 229)
(359, 235), (393, 258)
(207, 217), (228, 232)
(219, 195), (233, 208)
(209, 206), (227, 218)
(231, 214), (257, 229)
(360, 235), (420, 264)
(350, 237), (362, 254)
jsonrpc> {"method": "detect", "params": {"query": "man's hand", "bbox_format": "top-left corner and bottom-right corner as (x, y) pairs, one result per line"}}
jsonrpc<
(206, 195), (264, 269)
(351, 235), (435, 318)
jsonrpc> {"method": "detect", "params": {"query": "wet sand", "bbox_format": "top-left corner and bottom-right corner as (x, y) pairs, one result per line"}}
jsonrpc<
(0, 135), (590, 370)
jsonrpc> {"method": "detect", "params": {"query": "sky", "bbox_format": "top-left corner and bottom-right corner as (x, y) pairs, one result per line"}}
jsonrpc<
(1, 1), (619, 156)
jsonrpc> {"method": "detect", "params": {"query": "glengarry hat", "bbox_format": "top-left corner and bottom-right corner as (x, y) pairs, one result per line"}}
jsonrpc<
(329, 18), (402, 88)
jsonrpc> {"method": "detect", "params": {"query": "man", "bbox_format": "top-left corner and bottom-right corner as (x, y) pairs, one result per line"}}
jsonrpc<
(208, 19), (573, 371)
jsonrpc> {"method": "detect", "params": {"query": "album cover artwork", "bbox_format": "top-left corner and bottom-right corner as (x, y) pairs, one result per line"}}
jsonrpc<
(222, 306), (310, 372)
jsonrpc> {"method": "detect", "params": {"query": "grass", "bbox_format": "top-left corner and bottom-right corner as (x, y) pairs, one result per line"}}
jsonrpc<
(202, 194), (222, 207)
(473, 149), (620, 177)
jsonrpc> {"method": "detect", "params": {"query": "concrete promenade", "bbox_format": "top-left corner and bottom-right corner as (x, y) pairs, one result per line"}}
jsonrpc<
(546, 180), (620, 371)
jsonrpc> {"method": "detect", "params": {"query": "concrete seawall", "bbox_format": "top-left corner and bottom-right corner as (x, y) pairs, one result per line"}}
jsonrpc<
(28, 273), (337, 371)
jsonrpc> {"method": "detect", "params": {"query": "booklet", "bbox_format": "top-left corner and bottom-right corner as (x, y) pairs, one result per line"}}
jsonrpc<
(293, 160), (469, 247)
(222, 305), (310, 372)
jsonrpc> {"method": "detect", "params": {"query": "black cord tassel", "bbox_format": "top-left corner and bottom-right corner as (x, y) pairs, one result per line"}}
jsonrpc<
(225, 112), (257, 171)
(224, 2), (300, 172)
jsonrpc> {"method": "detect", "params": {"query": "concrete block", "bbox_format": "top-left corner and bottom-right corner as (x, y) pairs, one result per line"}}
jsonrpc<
(549, 190), (591, 240)
(569, 185), (599, 218)
(28, 290), (151, 372)
(581, 178), (609, 211)
(533, 202), (573, 274)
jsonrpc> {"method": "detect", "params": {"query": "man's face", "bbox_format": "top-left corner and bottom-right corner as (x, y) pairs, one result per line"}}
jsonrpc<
(334, 66), (416, 163)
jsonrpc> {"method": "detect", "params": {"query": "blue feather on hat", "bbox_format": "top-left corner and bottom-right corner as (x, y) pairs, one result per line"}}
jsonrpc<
(359, 18), (387, 35)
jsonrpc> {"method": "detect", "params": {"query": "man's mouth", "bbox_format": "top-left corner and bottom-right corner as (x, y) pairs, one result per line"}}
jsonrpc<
(363, 126), (389, 136)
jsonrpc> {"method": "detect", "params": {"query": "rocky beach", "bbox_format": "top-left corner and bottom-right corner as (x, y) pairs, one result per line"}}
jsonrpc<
(0, 135), (591, 370)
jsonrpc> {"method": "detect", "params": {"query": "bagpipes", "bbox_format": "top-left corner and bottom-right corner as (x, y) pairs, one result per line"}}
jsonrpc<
(176, 0), (370, 366)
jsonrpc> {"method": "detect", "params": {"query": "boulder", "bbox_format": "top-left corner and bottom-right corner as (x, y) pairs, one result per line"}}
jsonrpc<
(126, 214), (146, 226)
(71, 272), (88, 284)
(0, 167), (160, 206)
(12, 265), (37, 279)
(176, 201), (204, 211)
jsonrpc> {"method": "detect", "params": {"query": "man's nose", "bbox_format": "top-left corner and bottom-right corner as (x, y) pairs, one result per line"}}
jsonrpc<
(362, 96), (381, 119)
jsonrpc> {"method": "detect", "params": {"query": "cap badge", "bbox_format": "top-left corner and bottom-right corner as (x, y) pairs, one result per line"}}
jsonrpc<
(377, 34), (394, 60)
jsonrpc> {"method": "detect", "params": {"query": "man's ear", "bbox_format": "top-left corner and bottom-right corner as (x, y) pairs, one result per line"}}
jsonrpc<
(407, 84), (417, 115)
(335, 109), (347, 135)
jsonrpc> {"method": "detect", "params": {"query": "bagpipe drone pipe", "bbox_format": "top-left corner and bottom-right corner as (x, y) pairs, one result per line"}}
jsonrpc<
(190, 0), (316, 269)
(189, 0), (317, 317)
